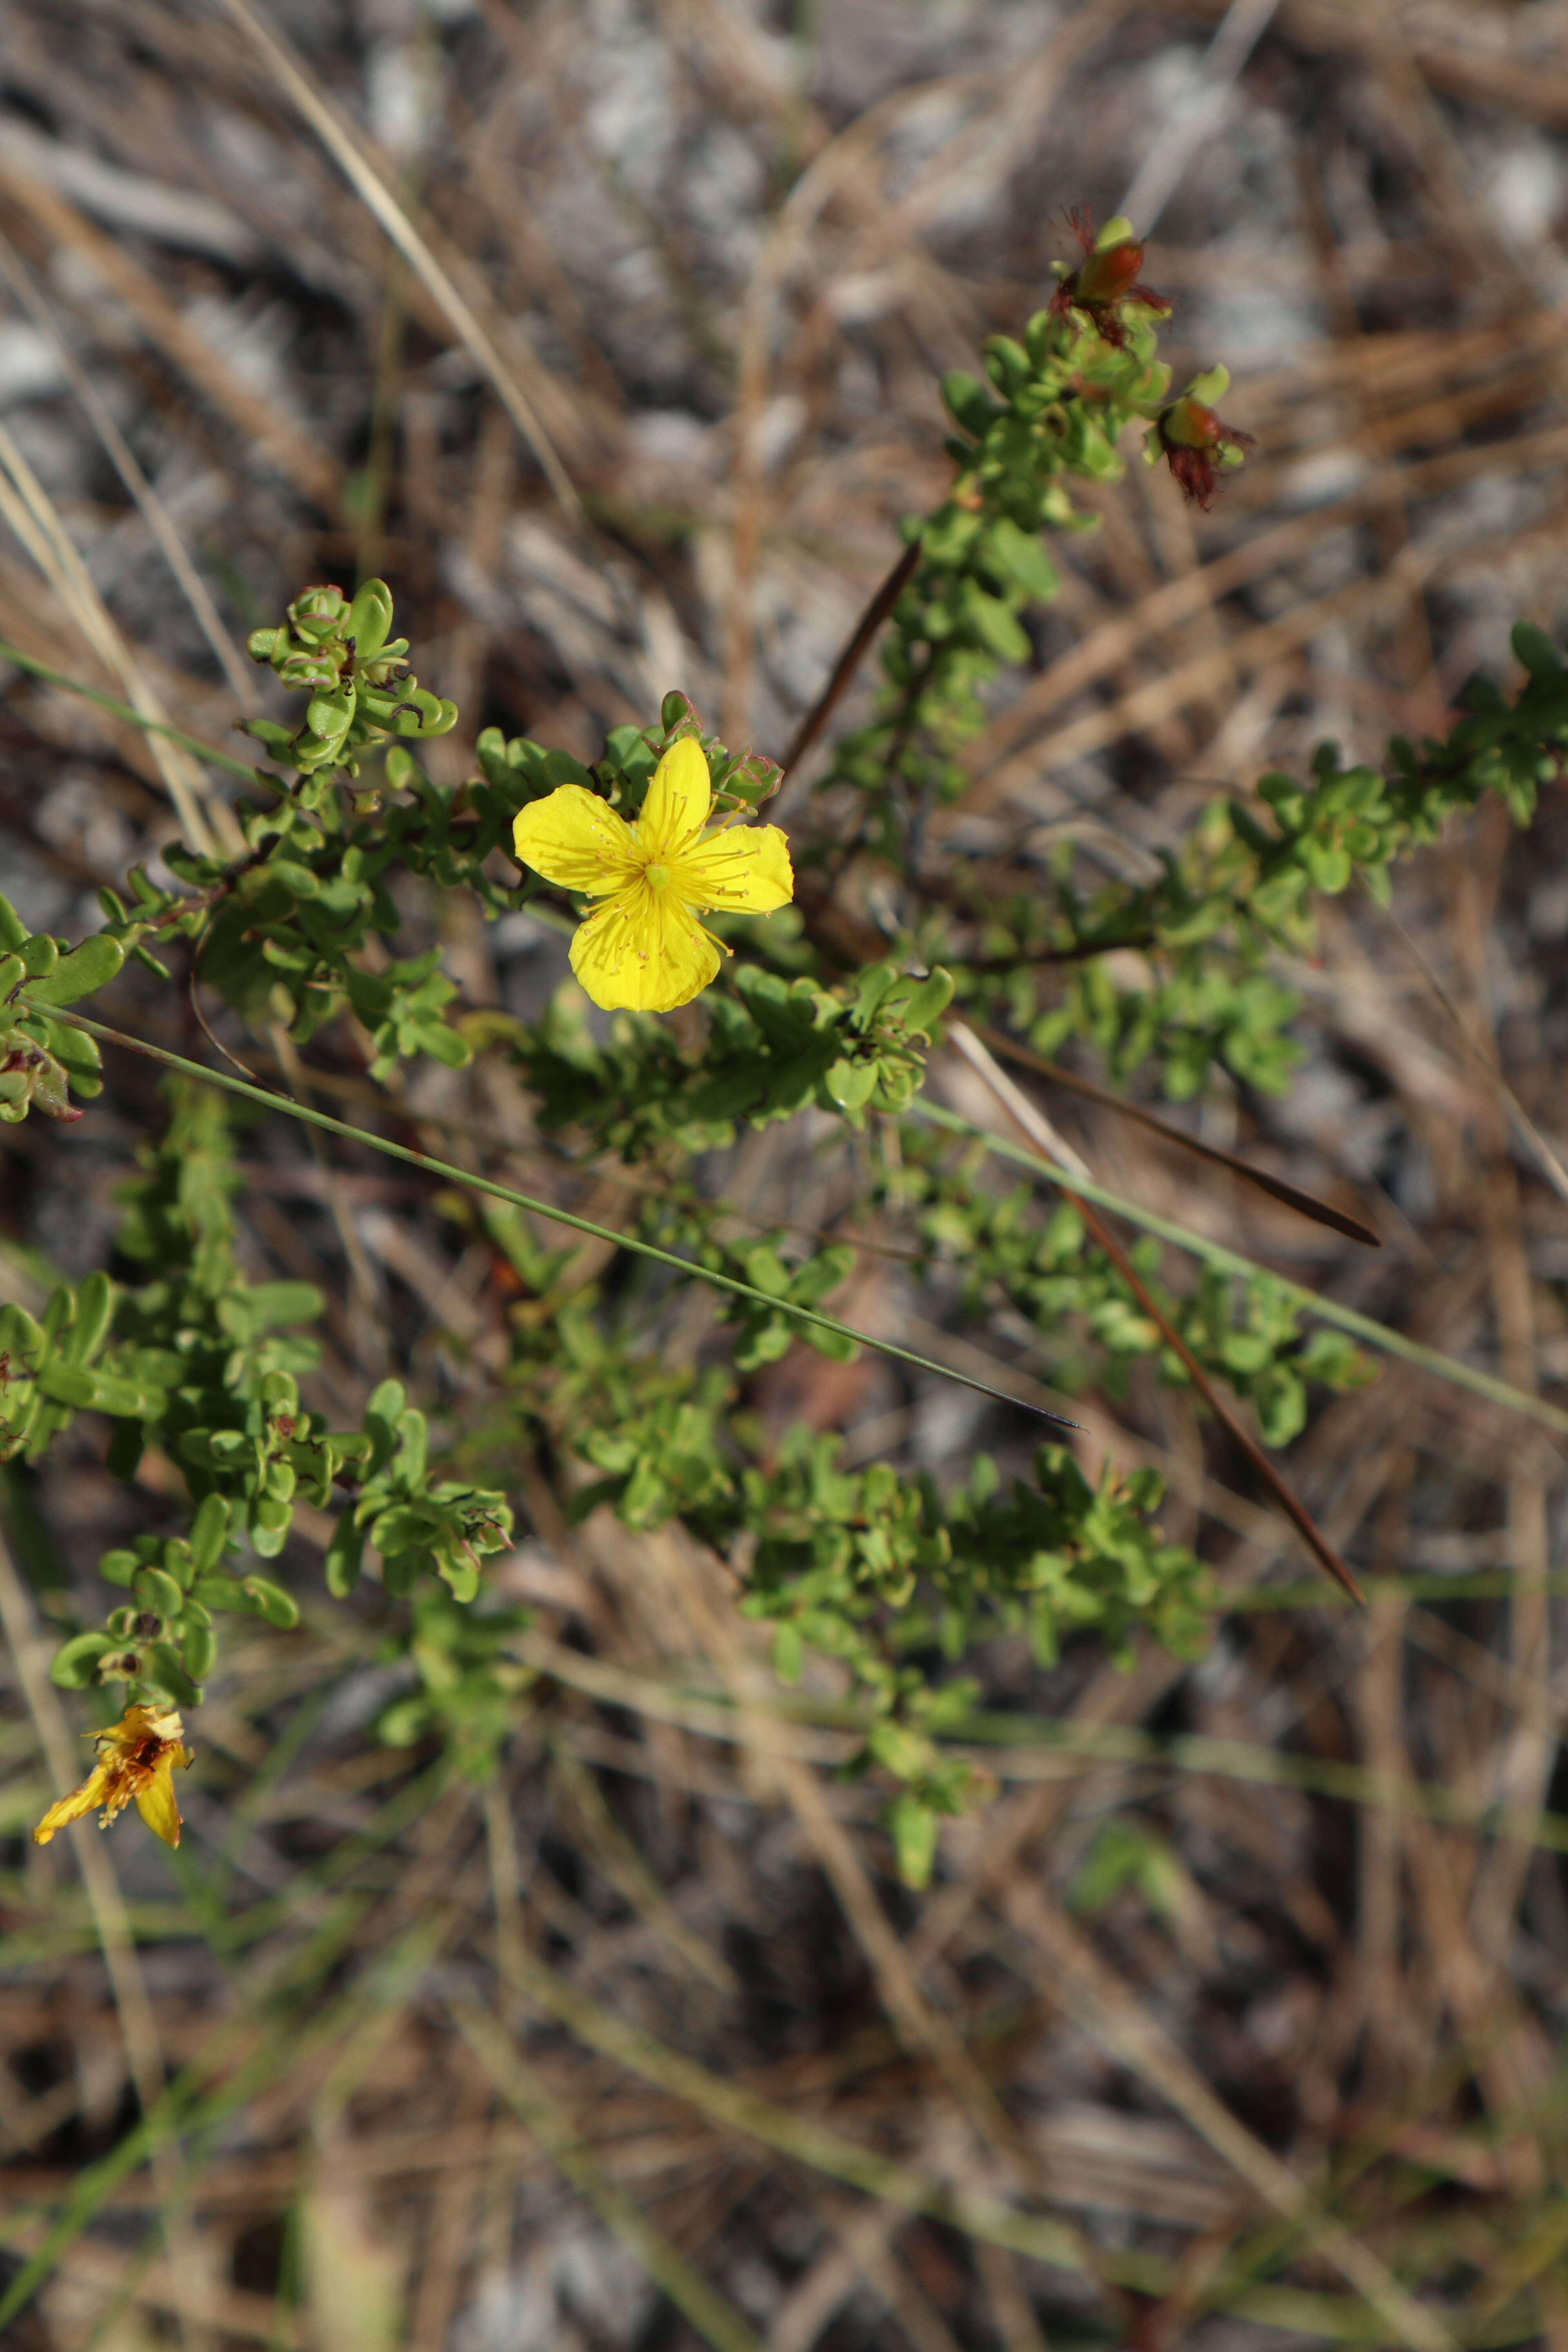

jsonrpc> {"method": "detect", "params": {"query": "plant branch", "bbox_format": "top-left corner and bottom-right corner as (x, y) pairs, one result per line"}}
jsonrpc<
(778, 533), (924, 783)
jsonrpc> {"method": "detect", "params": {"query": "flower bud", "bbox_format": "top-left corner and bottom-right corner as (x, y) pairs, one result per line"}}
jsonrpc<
(1072, 236), (1149, 309)
(1050, 206), (1171, 348)
(1150, 371), (1252, 508)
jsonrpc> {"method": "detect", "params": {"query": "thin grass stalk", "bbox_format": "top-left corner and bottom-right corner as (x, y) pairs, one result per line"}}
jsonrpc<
(211, 0), (581, 527)
(452, 2005), (767, 2352)
(911, 1100), (1568, 1437)
(60, 1013), (1076, 1426)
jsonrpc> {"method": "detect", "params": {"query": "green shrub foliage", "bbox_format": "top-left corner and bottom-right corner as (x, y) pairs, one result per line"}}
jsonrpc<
(7, 214), (1560, 1880)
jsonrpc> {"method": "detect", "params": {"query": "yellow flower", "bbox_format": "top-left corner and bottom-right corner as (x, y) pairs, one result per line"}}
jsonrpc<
(512, 737), (793, 1012)
(33, 1701), (192, 1850)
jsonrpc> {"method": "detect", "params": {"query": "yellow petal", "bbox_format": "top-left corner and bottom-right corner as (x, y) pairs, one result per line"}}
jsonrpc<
(137, 1705), (186, 1749)
(675, 823), (793, 915)
(33, 1762), (113, 1846)
(134, 1757), (185, 1849)
(638, 738), (711, 859)
(513, 787), (637, 895)
(570, 889), (721, 1012)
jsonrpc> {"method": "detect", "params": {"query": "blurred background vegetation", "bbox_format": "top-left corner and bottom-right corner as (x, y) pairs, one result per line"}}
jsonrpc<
(6, 2), (1568, 2348)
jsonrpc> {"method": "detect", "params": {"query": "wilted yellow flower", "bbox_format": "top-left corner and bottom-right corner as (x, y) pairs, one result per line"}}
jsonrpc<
(33, 1701), (192, 1850)
(512, 737), (793, 1012)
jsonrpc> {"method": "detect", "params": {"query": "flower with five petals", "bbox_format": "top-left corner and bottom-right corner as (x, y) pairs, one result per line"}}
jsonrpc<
(33, 1701), (192, 1849)
(511, 737), (793, 1012)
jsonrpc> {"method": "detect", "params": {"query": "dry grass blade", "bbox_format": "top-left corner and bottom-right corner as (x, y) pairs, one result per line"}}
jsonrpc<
(0, 154), (344, 520)
(998, 1880), (1461, 2352)
(914, 1096), (1568, 1437)
(969, 1018), (1383, 1245)
(0, 412), (222, 852)
(211, 0), (581, 528)
(1117, 0), (1285, 232)
(949, 1022), (1367, 1602)
(1357, 876), (1568, 1209)
(487, 1943), (1095, 2281)
(452, 2003), (766, 2352)
(0, 228), (255, 709)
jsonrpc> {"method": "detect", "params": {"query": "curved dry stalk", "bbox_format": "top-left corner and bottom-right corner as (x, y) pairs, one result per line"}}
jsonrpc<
(970, 1018), (1382, 1246)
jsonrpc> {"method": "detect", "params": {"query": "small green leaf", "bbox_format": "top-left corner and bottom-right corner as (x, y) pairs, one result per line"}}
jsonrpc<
(437, 1554), (479, 1603)
(825, 1058), (878, 1111)
(325, 1515), (364, 1598)
(24, 932), (125, 1006)
(189, 1495), (232, 1575)
(182, 1621), (218, 1680)
(982, 517), (1059, 603)
(897, 969), (954, 1037)
(132, 1566), (185, 1619)
(1510, 620), (1562, 679)
(369, 1503), (431, 1557)
(49, 1632), (116, 1690)
(1185, 363), (1230, 405)
(347, 577), (394, 661)
(771, 1622), (804, 1683)
(37, 1363), (149, 1417)
(886, 1793), (938, 1890)
(378, 1696), (430, 1748)
(64, 1272), (114, 1365)
(941, 370), (997, 437)
(241, 1575), (300, 1629)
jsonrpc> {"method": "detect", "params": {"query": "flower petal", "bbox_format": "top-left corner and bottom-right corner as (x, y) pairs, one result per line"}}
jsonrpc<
(513, 787), (637, 895)
(638, 738), (712, 859)
(134, 1757), (185, 1849)
(570, 887), (721, 1012)
(676, 823), (793, 915)
(33, 1762), (112, 1846)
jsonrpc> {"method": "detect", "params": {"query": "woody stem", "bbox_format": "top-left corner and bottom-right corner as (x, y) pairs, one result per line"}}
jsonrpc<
(778, 534), (924, 785)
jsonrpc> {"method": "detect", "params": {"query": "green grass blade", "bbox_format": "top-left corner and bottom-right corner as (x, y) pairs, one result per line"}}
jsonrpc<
(481, 1943), (1426, 2343)
(454, 2004), (767, 2352)
(483, 1948), (1105, 2279)
(0, 1904), (448, 2333)
(911, 1099), (1568, 1438)
(0, 637), (263, 785)
(519, 1633), (1568, 1857)
(62, 1015), (1076, 1430)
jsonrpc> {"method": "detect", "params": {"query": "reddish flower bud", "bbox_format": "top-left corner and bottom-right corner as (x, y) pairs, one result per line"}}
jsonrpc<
(1151, 375), (1254, 509)
(1072, 238), (1148, 309)
(1049, 207), (1171, 349)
